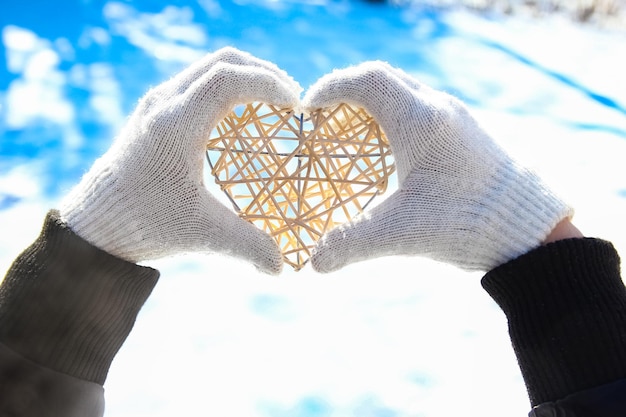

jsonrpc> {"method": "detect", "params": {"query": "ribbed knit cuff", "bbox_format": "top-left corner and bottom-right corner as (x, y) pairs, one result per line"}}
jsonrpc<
(472, 157), (574, 271)
(0, 210), (160, 385)
(481, 238), (626, 406)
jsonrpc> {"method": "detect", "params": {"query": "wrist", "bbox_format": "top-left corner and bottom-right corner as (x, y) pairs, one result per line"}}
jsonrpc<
(543, 218), (583, 244)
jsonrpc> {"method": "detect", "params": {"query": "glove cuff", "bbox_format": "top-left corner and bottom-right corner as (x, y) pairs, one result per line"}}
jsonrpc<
(460, 149), (574, 271)
(59, 168), (145, 263)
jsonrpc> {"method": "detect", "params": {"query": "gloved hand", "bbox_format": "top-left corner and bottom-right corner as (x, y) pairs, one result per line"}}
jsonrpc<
(60, 47), (302, 275)
(302, 61), (573, 272)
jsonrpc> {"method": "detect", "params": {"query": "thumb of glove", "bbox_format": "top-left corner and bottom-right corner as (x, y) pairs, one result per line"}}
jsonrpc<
(189, 189), (285, 275)
(311, 188), (414, 273)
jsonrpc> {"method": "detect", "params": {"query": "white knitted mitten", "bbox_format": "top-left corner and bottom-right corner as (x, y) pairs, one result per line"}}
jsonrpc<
(302, 61), (573, 273)
(60, 47), (302, 274)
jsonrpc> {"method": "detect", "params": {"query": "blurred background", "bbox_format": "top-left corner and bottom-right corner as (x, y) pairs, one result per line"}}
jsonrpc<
(1, 1), (625, 416)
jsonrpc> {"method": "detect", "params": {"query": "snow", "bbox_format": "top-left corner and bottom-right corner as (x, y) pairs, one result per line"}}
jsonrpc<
(1, 1), (625, 416)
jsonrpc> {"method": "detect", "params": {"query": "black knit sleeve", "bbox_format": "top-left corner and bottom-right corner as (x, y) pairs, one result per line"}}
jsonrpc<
(481, 238), (626, 408)
(0, 210), (160, 385)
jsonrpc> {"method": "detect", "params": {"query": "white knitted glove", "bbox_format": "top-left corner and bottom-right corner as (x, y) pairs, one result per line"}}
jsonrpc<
(302, 61), (573, 273)
(60, 47), (302, 275)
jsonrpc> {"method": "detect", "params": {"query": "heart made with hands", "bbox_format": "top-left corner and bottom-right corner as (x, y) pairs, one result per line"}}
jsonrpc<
(206, 102), (395, 271)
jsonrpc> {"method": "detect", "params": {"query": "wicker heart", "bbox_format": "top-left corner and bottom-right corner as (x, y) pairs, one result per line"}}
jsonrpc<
(206, 102), (395, 271)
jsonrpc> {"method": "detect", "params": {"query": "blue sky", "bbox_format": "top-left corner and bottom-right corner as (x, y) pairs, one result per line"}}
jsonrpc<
(1, 1), (626, 416)
(2, 0), (456, 199)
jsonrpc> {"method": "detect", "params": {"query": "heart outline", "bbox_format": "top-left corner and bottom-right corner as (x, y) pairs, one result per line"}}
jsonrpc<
(206, 102), (395, 270)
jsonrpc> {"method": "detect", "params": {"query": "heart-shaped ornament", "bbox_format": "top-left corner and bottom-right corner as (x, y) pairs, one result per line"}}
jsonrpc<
(206, 102), (395, 271)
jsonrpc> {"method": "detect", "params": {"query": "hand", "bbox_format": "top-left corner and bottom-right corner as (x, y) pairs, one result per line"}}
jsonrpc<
(60, 47), (302, 275)
(302, 61), (573, 273)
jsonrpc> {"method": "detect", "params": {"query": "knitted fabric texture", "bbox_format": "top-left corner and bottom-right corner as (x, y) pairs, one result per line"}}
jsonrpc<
(482, 238), (626, 406)
(0, 210), (159, 385)
(303, 61), (573, 272)
(59, 48), (302, 274)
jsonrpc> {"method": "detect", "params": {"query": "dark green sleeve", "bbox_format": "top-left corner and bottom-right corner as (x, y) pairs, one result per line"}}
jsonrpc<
(0, 210), (159, 416)
(481, 238), (626, 408)
(0, 342), (105, 416)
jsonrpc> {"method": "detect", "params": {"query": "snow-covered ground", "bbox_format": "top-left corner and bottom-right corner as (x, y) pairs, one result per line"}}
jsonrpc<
(1, 1), (625, 416)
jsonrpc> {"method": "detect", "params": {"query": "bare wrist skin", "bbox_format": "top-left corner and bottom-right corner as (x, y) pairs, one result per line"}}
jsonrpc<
(543, 219), (584, 244)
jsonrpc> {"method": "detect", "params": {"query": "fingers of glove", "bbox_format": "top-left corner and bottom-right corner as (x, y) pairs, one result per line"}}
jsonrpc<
(302, 61), (417, 121)
(182, 61), (301, 135)
(153, 47), (301, 98)
(310, 191), (413, 273)
(378, 61), (432, 93)
(301, 61), (435, 184)
(374, 63), (467, 115)
(194, 191), (284, 275)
